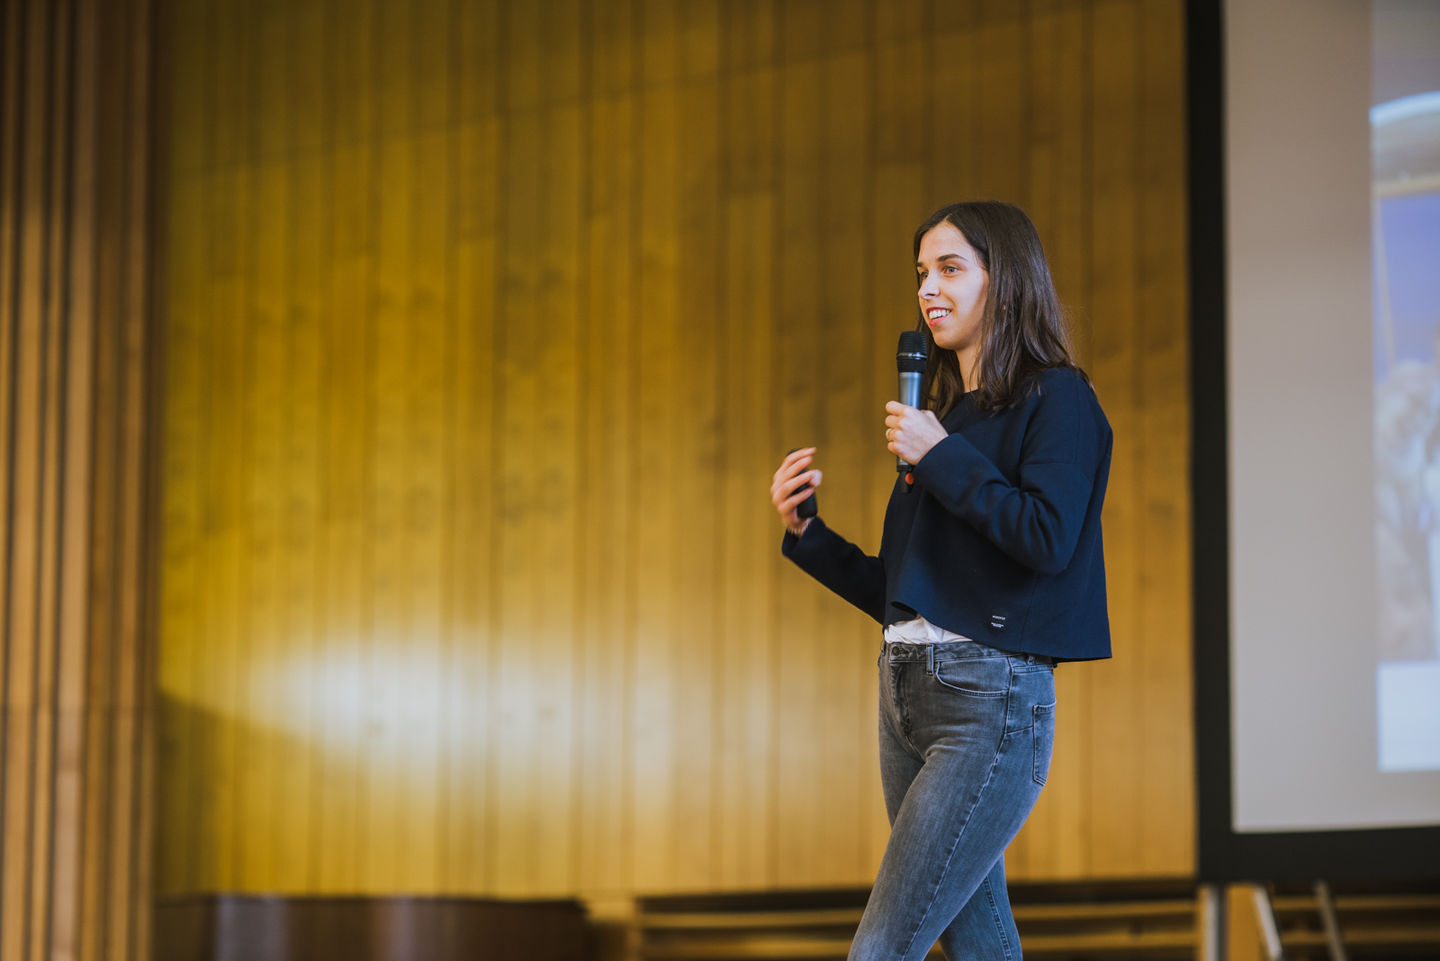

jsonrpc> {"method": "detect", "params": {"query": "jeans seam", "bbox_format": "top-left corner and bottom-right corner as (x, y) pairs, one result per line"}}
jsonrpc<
(895, 738), (1007, 960)
(982, 878), (1016, 961)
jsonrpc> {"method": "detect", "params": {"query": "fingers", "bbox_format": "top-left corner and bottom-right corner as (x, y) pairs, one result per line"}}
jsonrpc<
(771, 448), (820, 521)
(884, 405), (946, 464)
(778, 478), (819, 515)
(884, 403), (916, 430)
(883, 404), (936, 437)
(772, 466), (821, 504)
(776, 469), (819, 500)
(778, 446), (816, 475)
(772, 448), (815, 490)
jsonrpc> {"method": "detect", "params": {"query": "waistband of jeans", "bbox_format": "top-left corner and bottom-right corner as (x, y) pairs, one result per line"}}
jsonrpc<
(881, 639), (1053, 666)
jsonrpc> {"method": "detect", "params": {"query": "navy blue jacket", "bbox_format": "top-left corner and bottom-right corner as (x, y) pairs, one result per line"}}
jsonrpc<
(782, 367), (1112, 662)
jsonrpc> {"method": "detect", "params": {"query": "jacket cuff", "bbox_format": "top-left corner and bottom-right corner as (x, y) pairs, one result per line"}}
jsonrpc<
(781, 516), (828, 558)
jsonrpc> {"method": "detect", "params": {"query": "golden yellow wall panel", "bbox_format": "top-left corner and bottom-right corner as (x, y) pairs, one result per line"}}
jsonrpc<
(157, 0), (1192, 900)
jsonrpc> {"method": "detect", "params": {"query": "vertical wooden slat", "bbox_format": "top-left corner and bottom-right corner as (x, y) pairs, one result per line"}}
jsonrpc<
(771, 0), (831, 887)
(116, 0), (157, 939)
(490, 0), (538, 895)
(1136, 0), (1193, 877)
(491, 0), (584, 895)
(974, 3), (1028, 204)
(641, 1), (727, 891)
(239, 120), (289, 899)
(98, 0), (146, 945)
(715, 0), (778, 891)
(442, 34), (503, 890)
(198, 0), (247, 896)
(31, 2), (77, 957)
(406, 0), (453, 892)
(52, 0), (98, 953)
(928, 0), (971, 204)
(575, 0), (637, 899)
(103, 0), (131, 942)
(251, 0), (311, 893)
(536, 101), (584, 899)
(629, 32), (681, 892)
(4, 3), (53, 957)
(152, 0), (208, 901)
(816, 39), (876, 886)
(1010, 0), (1095, 881)
(0, 0), (23, 626)
(1086, 0), (1143, 877)
(155, 169), (203, 900)
(283, 0), (324, 893)
(309, 0), (377, 894)
(185, 151), (224, 895)
(668, 69), (723, 894)
(293, 0), (327, 888)
(84, 76), (122, 943)
(363, 0), (415, 893)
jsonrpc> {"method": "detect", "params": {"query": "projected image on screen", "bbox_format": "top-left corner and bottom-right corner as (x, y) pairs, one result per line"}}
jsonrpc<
(1373, 32), (1440, 772)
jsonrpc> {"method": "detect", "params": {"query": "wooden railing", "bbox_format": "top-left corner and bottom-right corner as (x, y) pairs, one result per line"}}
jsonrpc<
(1265, 883), (1440, 960)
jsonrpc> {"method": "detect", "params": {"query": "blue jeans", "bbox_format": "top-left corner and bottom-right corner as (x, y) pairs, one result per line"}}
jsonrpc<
(851, 640), (1057, 961)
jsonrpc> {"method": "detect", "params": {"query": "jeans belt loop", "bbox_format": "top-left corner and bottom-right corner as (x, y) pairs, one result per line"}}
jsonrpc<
(925, 644), (935, 676)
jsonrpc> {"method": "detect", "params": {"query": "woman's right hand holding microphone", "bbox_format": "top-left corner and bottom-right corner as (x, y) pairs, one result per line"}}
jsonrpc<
(771, 447), (820, 538)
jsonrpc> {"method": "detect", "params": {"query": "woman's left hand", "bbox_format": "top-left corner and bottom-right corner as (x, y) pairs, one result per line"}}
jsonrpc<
(885, 402), (947, 465)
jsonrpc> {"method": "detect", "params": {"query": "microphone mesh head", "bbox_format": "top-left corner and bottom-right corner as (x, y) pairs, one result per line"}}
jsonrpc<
(897, 330), (927, 372)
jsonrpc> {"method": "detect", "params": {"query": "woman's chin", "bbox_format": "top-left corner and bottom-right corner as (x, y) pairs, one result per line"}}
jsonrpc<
(931, 332), (971, 354)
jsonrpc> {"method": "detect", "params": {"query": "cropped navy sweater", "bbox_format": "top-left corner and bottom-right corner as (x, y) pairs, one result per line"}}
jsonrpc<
(782, 367), (1112, 662)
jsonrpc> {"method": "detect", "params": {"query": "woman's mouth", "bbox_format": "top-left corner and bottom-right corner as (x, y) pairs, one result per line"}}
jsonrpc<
(926, 307), (951, 325)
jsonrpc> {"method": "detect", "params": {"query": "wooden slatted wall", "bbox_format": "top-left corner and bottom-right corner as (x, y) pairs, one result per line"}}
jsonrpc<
(0, 0), (161, 957)
(157, 0), (1192, 901)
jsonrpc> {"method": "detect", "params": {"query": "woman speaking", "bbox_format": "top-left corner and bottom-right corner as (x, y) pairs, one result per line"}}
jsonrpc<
(769, 201), (1112, 961)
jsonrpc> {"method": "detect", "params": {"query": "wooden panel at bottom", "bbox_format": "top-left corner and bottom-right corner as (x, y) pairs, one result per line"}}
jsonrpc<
(153, 896), (595, 961)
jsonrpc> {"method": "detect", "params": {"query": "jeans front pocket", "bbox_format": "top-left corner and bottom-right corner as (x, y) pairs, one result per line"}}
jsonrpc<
(1032, 702), (1056, 785)
(932, 655), (1011, 697)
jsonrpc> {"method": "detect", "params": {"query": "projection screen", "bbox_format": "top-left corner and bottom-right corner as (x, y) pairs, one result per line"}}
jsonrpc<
(1191, 0), (1440, 881)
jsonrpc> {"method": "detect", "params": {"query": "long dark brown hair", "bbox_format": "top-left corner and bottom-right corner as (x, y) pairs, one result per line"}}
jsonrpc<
(913, 201), (1086, 416)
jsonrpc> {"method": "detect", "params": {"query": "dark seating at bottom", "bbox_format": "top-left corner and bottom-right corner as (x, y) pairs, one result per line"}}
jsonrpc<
(154, 895), (594, 961)
(633, 879), (1202, 961)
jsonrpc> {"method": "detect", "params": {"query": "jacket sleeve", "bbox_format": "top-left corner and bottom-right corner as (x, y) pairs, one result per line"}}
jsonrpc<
(780, 517), (887, 624)
(911, 374), (1109, 575)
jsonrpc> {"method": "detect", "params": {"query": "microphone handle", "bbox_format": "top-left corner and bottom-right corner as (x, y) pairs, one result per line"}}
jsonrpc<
(897, 370), (923, 472)
(787, 447), (818, 518)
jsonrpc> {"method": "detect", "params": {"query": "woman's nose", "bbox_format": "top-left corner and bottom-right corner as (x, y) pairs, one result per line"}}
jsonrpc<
(918, 275), (938, 298)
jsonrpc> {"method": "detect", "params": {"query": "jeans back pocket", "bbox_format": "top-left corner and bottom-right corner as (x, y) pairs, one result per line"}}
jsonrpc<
(1032, 702), (1056, 785)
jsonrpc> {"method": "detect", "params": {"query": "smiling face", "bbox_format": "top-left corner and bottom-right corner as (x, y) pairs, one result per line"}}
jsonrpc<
(916, 220), (990, 382)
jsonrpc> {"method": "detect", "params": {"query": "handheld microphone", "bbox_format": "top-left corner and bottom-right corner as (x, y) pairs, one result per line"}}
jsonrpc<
(896, 330), (927, 473)
(787, 448), (818, 519)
